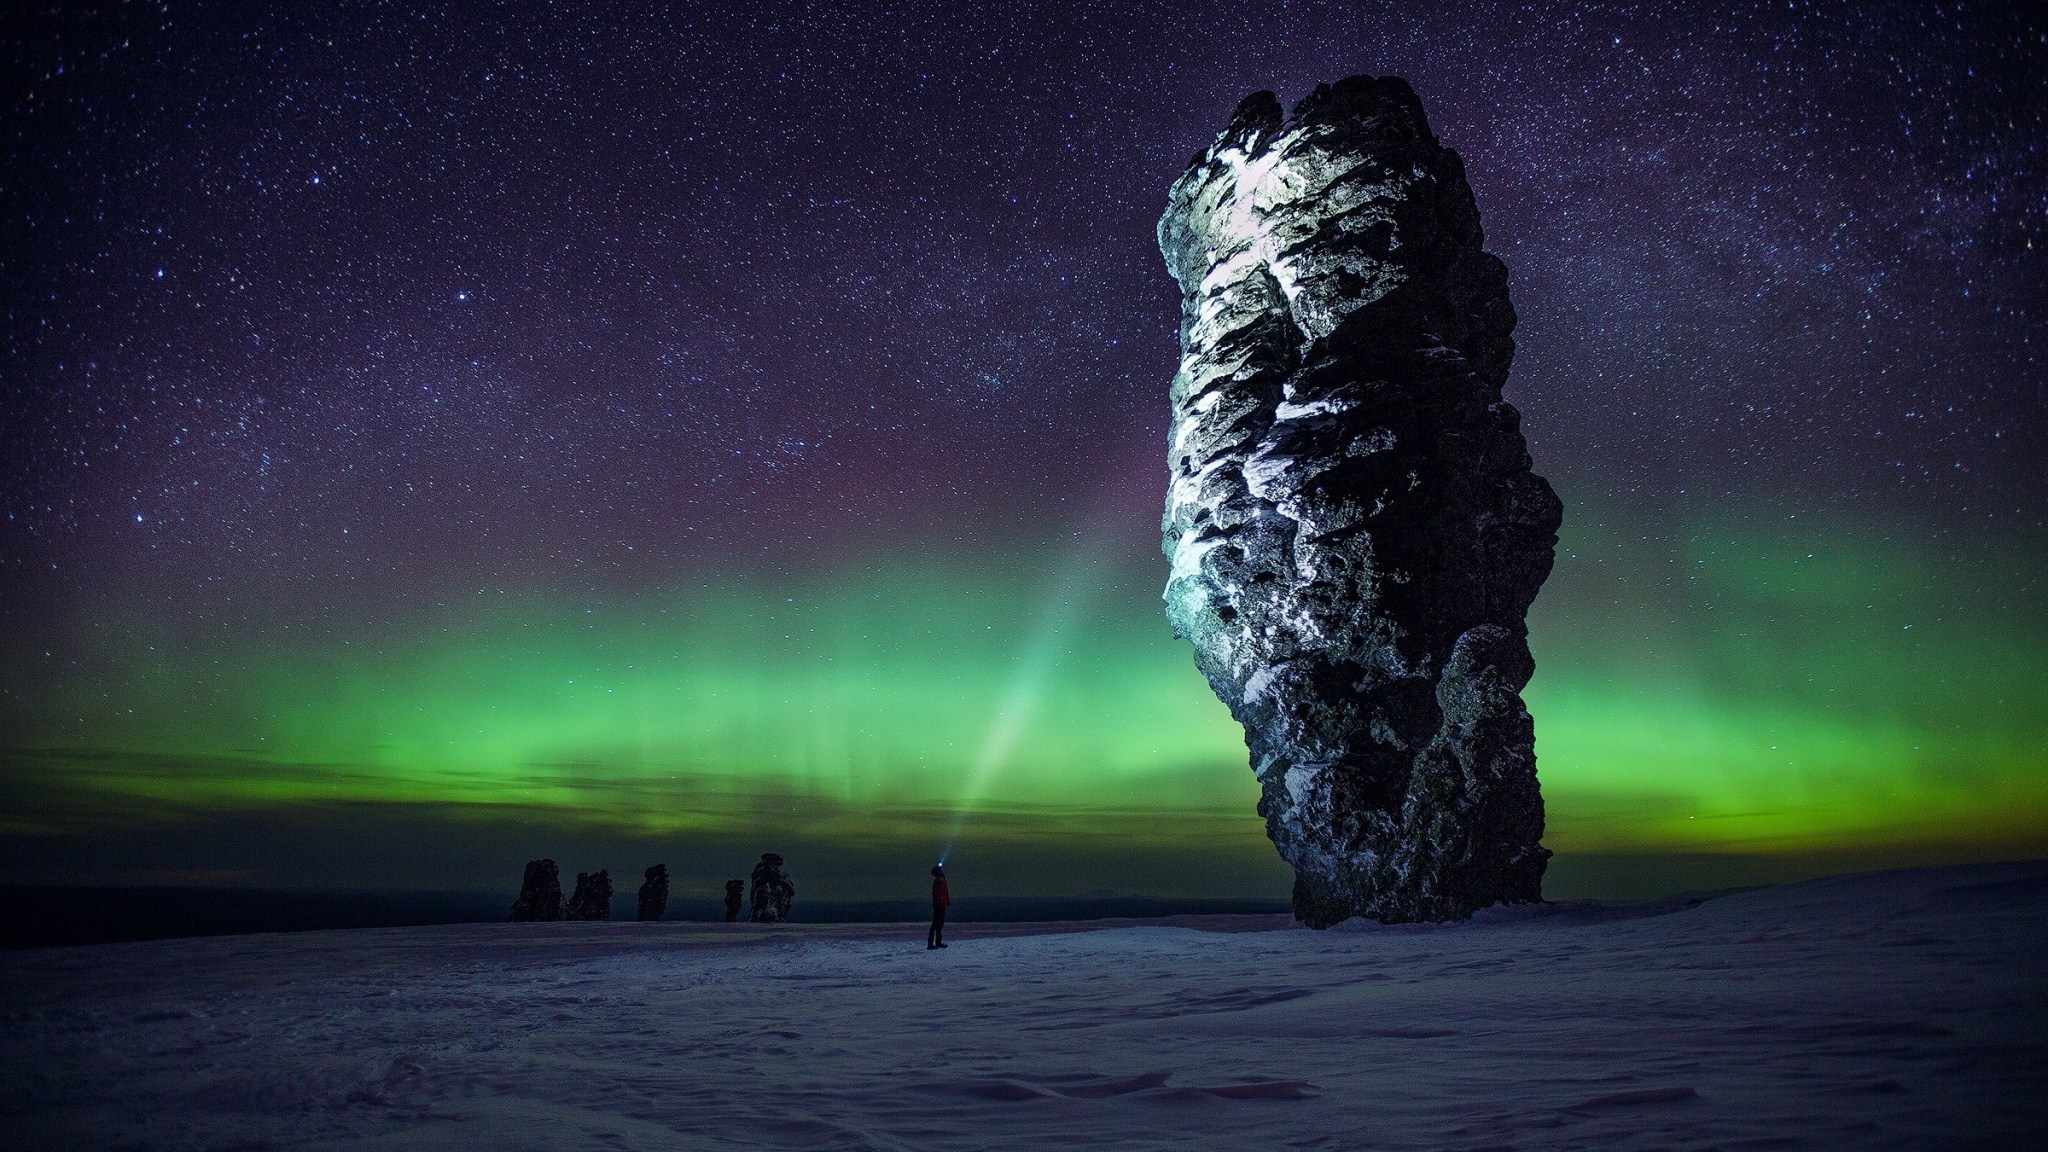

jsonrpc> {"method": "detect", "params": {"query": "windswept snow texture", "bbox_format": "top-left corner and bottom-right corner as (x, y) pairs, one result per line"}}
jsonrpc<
(4, 863), (2044, 1150)
(1159, 77), (1562, 927)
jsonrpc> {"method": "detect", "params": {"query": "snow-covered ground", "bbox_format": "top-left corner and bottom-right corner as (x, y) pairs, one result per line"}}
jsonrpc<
(4, 862), (2042, 1150)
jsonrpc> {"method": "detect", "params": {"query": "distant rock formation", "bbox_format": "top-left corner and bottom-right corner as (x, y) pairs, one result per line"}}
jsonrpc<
(724, 879), (745, 923)
(748, 854), (794, 923)
(564, 869), (613, 921)
(508, 858), (563, 922)
(637, 865), (669, 922)
(1157, 76), (1561, 927)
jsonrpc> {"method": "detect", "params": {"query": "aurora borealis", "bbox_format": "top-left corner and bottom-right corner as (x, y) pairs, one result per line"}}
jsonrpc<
(4, 2), (2043, 899)
(9, 506), (2041, 896)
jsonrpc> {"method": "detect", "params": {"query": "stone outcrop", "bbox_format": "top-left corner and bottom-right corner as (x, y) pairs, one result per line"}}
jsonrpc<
(508, 858), (562, 922)
(637, 864), (669, 922)
(564, 869), (613, 921)
(1157, 76), (1561, 927)
(724, 879), (745, 923)
(748, 854), (794, 923)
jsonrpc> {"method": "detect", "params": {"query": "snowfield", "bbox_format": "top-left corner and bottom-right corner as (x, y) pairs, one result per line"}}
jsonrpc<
(4, 862), (2043, 1150)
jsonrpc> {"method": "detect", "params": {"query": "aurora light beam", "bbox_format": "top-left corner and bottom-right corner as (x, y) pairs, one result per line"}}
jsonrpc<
(937, 553), (1103, 866)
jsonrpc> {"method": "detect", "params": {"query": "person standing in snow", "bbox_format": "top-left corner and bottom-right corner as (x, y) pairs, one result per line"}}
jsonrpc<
(927, 865), (950, 949)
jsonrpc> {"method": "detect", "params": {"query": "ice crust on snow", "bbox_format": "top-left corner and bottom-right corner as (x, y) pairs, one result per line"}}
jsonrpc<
(5, 862), (2043, 1150)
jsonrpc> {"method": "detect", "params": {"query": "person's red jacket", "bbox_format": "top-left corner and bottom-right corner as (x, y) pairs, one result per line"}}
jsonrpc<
(932, 878), (950, 907)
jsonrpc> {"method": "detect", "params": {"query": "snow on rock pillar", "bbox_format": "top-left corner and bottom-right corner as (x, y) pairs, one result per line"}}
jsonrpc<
(1157, 77), (1562, 926)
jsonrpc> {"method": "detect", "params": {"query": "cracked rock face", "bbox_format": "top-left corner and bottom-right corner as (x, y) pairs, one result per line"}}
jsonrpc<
(1158, 77), (1561, 927)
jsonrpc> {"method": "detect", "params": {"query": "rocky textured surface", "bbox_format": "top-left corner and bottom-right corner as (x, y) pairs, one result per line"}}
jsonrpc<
(1158, 76), (1561, 927)
(507, 859), (562, 922)
(724, 879), (745, 923)
(564, 870), (613, 921)
(749, 854), (794, 923)
(636, 865), (669, 922)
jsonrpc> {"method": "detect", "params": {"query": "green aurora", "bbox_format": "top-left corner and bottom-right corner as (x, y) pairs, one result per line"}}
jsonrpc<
(5, 507), (2043, 896)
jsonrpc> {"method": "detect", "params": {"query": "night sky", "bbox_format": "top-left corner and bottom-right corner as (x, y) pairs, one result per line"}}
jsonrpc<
(4, 1), (2043, 901)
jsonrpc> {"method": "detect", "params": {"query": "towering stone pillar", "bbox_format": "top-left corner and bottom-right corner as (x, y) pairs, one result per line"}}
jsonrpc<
(637, 864), (670, 922)
(749, 853), (795, 923)
(1158, 76), (1561, 926)
(508, 858), (563, 922)
(564, 869), (614, 921)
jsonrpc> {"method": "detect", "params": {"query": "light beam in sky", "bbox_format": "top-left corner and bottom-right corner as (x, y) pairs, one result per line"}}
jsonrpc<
(939, 551), (1102, 865)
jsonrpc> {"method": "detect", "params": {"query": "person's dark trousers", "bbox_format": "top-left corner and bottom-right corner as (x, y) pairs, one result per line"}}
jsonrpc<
(928, 904), (946, 948)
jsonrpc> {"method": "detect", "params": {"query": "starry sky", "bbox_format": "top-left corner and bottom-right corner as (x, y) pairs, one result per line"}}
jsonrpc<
(3, 1), (2043, 900)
